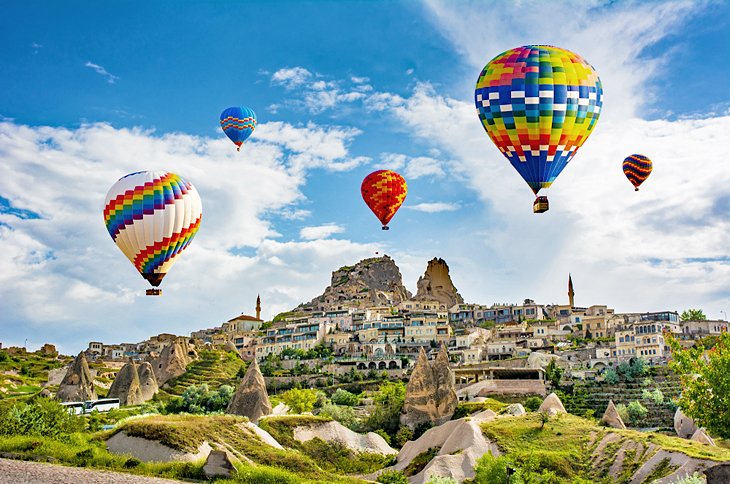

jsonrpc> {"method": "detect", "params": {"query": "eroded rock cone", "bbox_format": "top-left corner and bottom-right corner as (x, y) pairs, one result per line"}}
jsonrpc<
(601, 400), (626, 429)
(414, 257), (464, 308)
(226, 359), (271, 423)
(137, 362), (159, 401)
(56, 352), (97, 403)
(108, 359), (144, 406)
(151, 338), (196, 385)
(432, 344), (457, 422)
(538, 393), (566, 416)
(674, 408), (698, 439)
(690, 428), (716, 446)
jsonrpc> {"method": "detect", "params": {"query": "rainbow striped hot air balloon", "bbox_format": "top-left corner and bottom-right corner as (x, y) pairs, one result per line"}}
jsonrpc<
(475, 45), (603, 213)
(361, 170), (407, 230)
(220, 106), (257, 151)
(622, 154), (652, 191)
(103, 171), (202, 295)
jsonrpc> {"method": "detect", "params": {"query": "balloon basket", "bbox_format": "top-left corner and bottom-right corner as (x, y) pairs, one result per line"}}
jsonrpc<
(533, 196), (549, 214)
(146, 288), (162, 296)
(381, 226), (390, 231)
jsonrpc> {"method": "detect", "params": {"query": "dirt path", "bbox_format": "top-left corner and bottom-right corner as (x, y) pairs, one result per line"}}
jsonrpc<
(0, 458), (188, 483)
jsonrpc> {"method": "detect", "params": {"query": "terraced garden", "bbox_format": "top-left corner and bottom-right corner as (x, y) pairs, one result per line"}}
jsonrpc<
(162, 350), (245, 396)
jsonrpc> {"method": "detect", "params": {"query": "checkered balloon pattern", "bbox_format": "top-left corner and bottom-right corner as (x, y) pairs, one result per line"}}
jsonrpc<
(475, 45), (603, 194)
(361, 170), (407, 228)
(220, 106), (257, 150)
(104, 171), (202, 287)
(622, 154), (652, 191)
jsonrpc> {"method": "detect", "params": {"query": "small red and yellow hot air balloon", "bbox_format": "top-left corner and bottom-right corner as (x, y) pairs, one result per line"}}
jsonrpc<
(361, 170), (407, 230)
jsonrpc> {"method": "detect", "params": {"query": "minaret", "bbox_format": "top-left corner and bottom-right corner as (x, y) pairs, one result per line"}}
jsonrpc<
(256, 294), (261, 320)
(568, 274), (575, 308)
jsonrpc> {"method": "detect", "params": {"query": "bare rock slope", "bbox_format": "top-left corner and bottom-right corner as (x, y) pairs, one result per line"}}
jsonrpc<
(414, 257), (464, 308)
(226, 359), (271, 423)
(401, 346), (457, 429)
(56, 352), (97, 403)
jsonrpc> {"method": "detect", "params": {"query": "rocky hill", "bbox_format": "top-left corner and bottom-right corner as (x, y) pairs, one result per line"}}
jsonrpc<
(414, 257), (463, 308)
(298, 255), (412, 312)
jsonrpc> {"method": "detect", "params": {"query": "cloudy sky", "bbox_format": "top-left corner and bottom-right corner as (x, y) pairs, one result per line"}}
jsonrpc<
(1, 1), (728, 354)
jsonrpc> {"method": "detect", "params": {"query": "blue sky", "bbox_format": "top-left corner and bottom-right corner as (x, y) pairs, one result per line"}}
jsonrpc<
(1, 1), (729, 354)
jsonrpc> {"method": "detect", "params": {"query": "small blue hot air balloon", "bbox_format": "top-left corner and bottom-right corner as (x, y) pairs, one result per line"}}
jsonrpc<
(220, 106), (257, 151)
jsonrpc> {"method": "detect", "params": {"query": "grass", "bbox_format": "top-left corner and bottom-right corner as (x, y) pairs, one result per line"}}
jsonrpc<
(403, 447), (440, 476)
(452, 399), (508, 419)
(163, 349), (244, 395)
(0, 350), (70, 399)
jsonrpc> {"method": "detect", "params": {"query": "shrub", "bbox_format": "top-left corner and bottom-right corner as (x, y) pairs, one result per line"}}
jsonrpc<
(603, 369), (619, 384)
(524, 396), (542, 412)
(365, 381), (406, 435)
(171, 384), (233, 414)
(395, 425), (413, 447)
(331, 388), (359, 406)
(642, 388), (664, 405)
(281, 388), (318, 414)
(374, 428), (392, 445)
(473, 452), (510, 484)
(672, 472), (707, 484)
(377, 469), (409, 484)
(426, 477), (457, 484)
(626, 401), (648, 425)
(615, 403), (629, 423)
(318, 403), (357, 429)
(0, 399), (84, 437)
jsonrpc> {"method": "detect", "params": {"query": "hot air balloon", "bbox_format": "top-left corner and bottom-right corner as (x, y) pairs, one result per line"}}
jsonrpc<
(220, 106), (256, 151)
(475, 45), (603, 213)
(622, 154), (652, 191)
(103, 171), (202, 295)
(361, 170), (407, 230)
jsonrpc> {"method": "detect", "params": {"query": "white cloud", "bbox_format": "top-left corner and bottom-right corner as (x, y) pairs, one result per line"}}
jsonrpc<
(379, 152), (446, 179)
(351, 76), (370, 84)
(408, 202), (460, 213)
(271, 67), (312, 88)
(0, 120), (370, 353)
(84, 61), (119, 84)
(300, 223), (345, 240)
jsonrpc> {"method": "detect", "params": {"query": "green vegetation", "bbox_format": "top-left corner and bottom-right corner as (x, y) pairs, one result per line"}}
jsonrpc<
(669, 332), (730, 438)
(280, 343), (334, 361)
(363, 381), (406, 437)
(680, 309), (706, 321)
(163, 349), (244, 395)
(403, 447), (440, 476)
(331, 388), (360, 406)
(453, 399), (508, 419)
(281, 388), (318, 414)
(545, 359), (564, 387)
(318, 403), (357, 428)
(0, 399), (84, 437)
(376, 469), (409, 484)
(165, 383), (233, 414)
(523, 396), (542, 412)
(0, 349), (70, 399)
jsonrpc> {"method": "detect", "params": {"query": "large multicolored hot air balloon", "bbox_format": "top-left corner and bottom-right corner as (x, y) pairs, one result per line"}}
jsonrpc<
(361, 170), (407, 230)
(220, 106), (257, 151)
(475, 45), (603, 213)
(103, 171), (202, 295)
(622, 154), (652, 191)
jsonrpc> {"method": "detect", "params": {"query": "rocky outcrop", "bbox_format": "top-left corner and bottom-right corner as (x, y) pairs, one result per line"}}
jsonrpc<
(674, 408), (698, 439)
(690, 428), (716, 446)
(538, 393), (566, 416)
(203, 450), (236, 478)
(293, 420), (397, 455)
(504, 403), (526, 416)
(414, 258), (463, 308)
(601, 400), (626, 429)
(137, 362), (159, 401)
(56, 352), (97, 403)
(527, 352), (566, 370)
(376, 410), (500, 484)
(226, 359), (271, 423)
(401, 346), (457, 429)
(301, 255), (412, 311)
(108, 360), (144, 406)
(106, 431), (212, 463)
(150, 337), (196, 386)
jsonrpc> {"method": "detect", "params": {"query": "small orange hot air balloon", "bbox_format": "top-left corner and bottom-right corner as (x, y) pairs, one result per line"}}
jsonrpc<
(361, 170), (407, 230)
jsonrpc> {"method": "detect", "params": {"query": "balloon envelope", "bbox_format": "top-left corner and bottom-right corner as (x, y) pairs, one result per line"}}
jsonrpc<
(622, 154), (652, 191)
(220, 106), (256, 150)
(103, 171), (202, 287)
(361, 170), (407, 229)
(475, 45), (603, 195)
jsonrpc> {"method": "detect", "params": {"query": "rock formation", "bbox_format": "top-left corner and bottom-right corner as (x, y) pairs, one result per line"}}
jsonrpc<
(674, 408), (698, 439)
(414, 258), (464, 308)
(538, 392), (566, 416)
(690, 428), (716, 446)
(401, 346), (457, 429)
(300, 255), (412, 311)
(293, 420), (397, 455)
(226, 359), (272, 423)
(504, 403), (526, 416)
(108, 359), (144, 406)
(150, 337), (196, 386)
(601, 400), (626, 429)
(137, 362), (159, 401)
(56, 352), (97, 402)
(203, 450), (236, 478)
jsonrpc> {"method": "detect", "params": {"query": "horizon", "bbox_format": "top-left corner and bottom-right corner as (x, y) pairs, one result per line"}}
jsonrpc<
(1, 0), (729, 355)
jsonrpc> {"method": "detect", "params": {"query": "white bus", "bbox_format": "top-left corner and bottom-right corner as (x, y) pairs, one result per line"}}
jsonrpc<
(84, 398), (120, 413)
(60, 398), (120, 414)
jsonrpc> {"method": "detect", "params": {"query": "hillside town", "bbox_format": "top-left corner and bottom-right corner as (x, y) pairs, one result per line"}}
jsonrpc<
(78, 256), (726, 392)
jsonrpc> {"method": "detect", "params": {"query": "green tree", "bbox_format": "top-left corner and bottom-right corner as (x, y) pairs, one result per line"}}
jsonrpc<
(473, 453), (512, 484)
(0, 399), (84, 437)
(545, 359), (564, 387)
(365, 381), (406, 435)
(318, 403), (357, 428)
(668, 332), (730, 438)
(331, 388), (359, 406)
(626, 400), (648, 425)
(523, 396), (542, 412)
(603, 369), (619, 384)
(281, 388), (318, 414)
(377, 469), (409, 484)
(681, 309), (706, 321)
